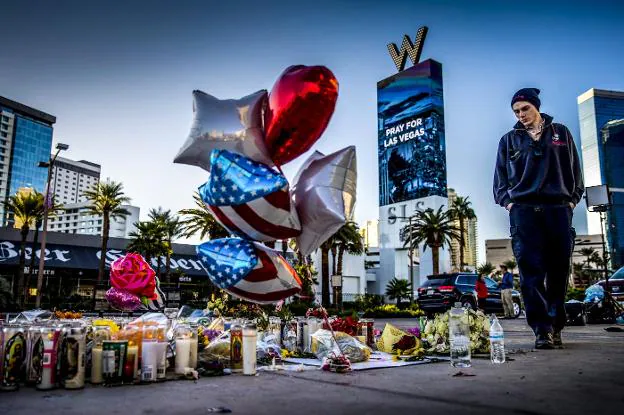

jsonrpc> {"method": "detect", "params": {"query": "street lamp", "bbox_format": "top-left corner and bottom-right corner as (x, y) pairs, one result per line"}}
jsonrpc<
(392, 214), (417, 304)
(585, 184), (613, 311)
(35, 142), (69, 308)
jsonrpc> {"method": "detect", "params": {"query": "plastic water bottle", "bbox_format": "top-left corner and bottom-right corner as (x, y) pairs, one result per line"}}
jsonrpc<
(449, 302), (471, 367)
(490, 315), (505, 364)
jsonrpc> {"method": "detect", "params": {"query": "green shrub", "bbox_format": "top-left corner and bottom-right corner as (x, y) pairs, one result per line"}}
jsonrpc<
(566, 288), (585, 301)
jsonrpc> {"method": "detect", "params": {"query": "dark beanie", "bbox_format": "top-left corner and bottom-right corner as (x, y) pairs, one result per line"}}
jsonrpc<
(511, 88), (541, 110)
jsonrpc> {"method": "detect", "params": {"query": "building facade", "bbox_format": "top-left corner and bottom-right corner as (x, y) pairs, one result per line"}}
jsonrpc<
(447, 188), (478, 270)
(601, 119), (624, 267)
(376, 59), (450, 296)
(577, 89), (624, 251)
(50, 156), (101, 205)
(0, 96), (55, 226)
(48, 202), (140, 238)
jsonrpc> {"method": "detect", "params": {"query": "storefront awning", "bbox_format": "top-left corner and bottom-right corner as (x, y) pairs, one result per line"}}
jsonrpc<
(0, 240), (209, 277)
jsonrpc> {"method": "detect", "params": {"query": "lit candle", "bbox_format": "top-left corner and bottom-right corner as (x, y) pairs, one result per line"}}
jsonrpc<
(242, 323), (257, 376)
(90, 325), (110, 385)
(91, 347), (103, 384)
(175, 338), (191, 374)
(125, 345), (139, 383)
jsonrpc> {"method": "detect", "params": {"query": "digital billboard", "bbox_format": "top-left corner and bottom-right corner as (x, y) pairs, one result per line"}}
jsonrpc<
(377, 59), (447, 206)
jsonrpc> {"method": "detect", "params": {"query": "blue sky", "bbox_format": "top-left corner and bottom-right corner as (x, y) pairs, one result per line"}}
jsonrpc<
(1, 0), (623, 261)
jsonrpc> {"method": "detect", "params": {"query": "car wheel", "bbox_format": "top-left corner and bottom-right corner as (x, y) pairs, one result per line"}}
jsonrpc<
(513, 300), (521, 318)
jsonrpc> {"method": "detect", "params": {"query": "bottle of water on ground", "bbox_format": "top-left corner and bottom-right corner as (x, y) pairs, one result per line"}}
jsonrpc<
(449, 302), (471, 368)
(490, 315), (505, 364)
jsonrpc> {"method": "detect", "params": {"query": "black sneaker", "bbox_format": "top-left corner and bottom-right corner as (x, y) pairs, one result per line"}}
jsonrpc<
(553, 331), (563, 346)
(535, 332), (555, 349)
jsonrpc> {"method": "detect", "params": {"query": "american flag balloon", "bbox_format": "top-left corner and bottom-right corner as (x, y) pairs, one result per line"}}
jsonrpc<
(197, 238), (302, 304)
(199, 149), (302, 242)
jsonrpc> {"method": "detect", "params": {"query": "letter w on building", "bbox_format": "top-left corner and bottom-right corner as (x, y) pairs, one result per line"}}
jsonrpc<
(387, 26), (428, 72)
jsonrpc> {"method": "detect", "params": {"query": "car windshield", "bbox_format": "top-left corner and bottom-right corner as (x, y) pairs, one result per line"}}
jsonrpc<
(456, 275), (477, 285)
(610, 267), (624, 280)
(484, 277), (499, 288)
(421, 276), (453, 287)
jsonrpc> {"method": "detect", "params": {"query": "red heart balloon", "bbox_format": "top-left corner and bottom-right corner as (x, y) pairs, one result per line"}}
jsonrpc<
(264, 65), (339, 166)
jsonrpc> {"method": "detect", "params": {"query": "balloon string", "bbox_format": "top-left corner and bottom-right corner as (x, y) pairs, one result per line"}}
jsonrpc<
(302, 254), (348, 364)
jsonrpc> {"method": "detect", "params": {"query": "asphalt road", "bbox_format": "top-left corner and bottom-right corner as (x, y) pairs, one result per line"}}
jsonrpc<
(2, 318), (623, 415)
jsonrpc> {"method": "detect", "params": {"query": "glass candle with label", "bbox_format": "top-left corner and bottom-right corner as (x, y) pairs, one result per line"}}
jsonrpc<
(36, 326), (62, 391)
(188, 323), (199, 369)
(156, 326), (168, 380)
(242, 323), (257, 376)
(1, 324), (26, 391)
(61, 326), (87, 389)
(26, 325), (44, 385)
(141, 327), (158, 382)
(230, 324), (243, 373)
(117, 326), (141, 383)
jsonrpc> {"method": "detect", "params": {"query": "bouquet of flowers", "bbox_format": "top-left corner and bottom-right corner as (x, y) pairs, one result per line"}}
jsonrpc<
(422, 309), (491, 354)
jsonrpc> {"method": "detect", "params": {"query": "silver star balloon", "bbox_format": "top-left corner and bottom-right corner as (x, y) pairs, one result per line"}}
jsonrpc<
(173, 89), (274, 172)
(292, 146), (357, 255)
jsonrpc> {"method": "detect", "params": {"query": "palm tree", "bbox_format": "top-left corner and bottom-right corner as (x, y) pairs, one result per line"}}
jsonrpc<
(334, 222), (365, 305)
(83, 181), (131, 296)
(502, 259), (517, 275)
(402, 206), (460, 275)
(385, 278), (412, 308)
(476, 262), (495, 277)
(4, 189), (44, 306)
(579, 248), (596, 268)
(449, 196), (476, 271)
(149, 208), (184, 283)
(127, 220), (166, 265)
(178, 192), (229, 240)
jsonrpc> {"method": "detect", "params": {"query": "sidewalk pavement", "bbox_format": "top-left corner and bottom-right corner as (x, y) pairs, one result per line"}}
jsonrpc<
(2, 318), (623, 415)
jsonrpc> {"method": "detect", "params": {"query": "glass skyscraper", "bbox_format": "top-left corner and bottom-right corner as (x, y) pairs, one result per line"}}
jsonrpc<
(577, 88), (624, 268)
(601, 120), (624, 267)
(0, 96), (56, 226)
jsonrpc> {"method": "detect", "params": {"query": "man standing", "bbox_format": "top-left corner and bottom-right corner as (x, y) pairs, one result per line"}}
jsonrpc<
(493, 88), (584, 349)
(499, 265), (514, 318)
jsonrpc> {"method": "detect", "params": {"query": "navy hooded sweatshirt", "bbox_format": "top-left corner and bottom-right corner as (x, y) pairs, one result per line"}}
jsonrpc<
(493, 114), (584, 207)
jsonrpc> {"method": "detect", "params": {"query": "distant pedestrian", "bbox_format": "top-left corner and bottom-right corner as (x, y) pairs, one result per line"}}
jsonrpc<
(475, 274), (488, 311)
(493, 88), (584, 349)
(499, 265), (515, 318)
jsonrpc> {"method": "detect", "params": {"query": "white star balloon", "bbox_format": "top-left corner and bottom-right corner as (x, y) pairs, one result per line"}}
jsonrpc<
(292, 146), (357, 255)
(173, 89), (274, 172)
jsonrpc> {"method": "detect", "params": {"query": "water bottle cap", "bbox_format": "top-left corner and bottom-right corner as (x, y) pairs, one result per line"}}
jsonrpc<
(454, 302), (462, 308)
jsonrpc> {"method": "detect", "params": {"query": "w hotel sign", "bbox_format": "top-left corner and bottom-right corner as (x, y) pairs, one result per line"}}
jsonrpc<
(387, 26), (429, 72)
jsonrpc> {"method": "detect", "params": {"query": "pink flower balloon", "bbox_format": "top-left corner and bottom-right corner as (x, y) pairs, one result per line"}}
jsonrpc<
(110, 253), (157, 300)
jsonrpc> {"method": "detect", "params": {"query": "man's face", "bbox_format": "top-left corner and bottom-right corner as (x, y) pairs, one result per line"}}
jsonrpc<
(512, 101), (540, 127)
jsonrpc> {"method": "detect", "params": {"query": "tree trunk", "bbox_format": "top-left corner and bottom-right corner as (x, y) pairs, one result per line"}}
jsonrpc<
(459, 217), (465, 271)
(94, 213), (110, 306)
(156, 256), (162, 279)
(28, 224), (41, 305)
(16, 226), (29, 307)
(281, 239), (288, 256)
(432, 246), (440, 275)
(321, 247), (330, 307)
(165, 242), (172, 283)
(337, 246), (345, 306)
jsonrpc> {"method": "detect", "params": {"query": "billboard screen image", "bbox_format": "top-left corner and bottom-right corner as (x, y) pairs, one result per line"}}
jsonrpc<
(377, 59), (447, 206)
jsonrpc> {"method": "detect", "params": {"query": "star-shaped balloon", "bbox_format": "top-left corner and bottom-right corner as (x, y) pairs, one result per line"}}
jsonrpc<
(173, 89), (274, 172)
(292, 146), (357, 255)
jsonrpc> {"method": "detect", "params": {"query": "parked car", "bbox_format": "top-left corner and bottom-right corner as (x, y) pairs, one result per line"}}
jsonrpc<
(596, 266), (624, 300)
(416, 273), (523, 318)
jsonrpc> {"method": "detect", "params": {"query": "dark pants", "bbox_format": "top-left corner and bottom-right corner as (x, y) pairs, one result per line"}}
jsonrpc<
(509, 204), (575, 335)
(478, 297), (487, 311)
